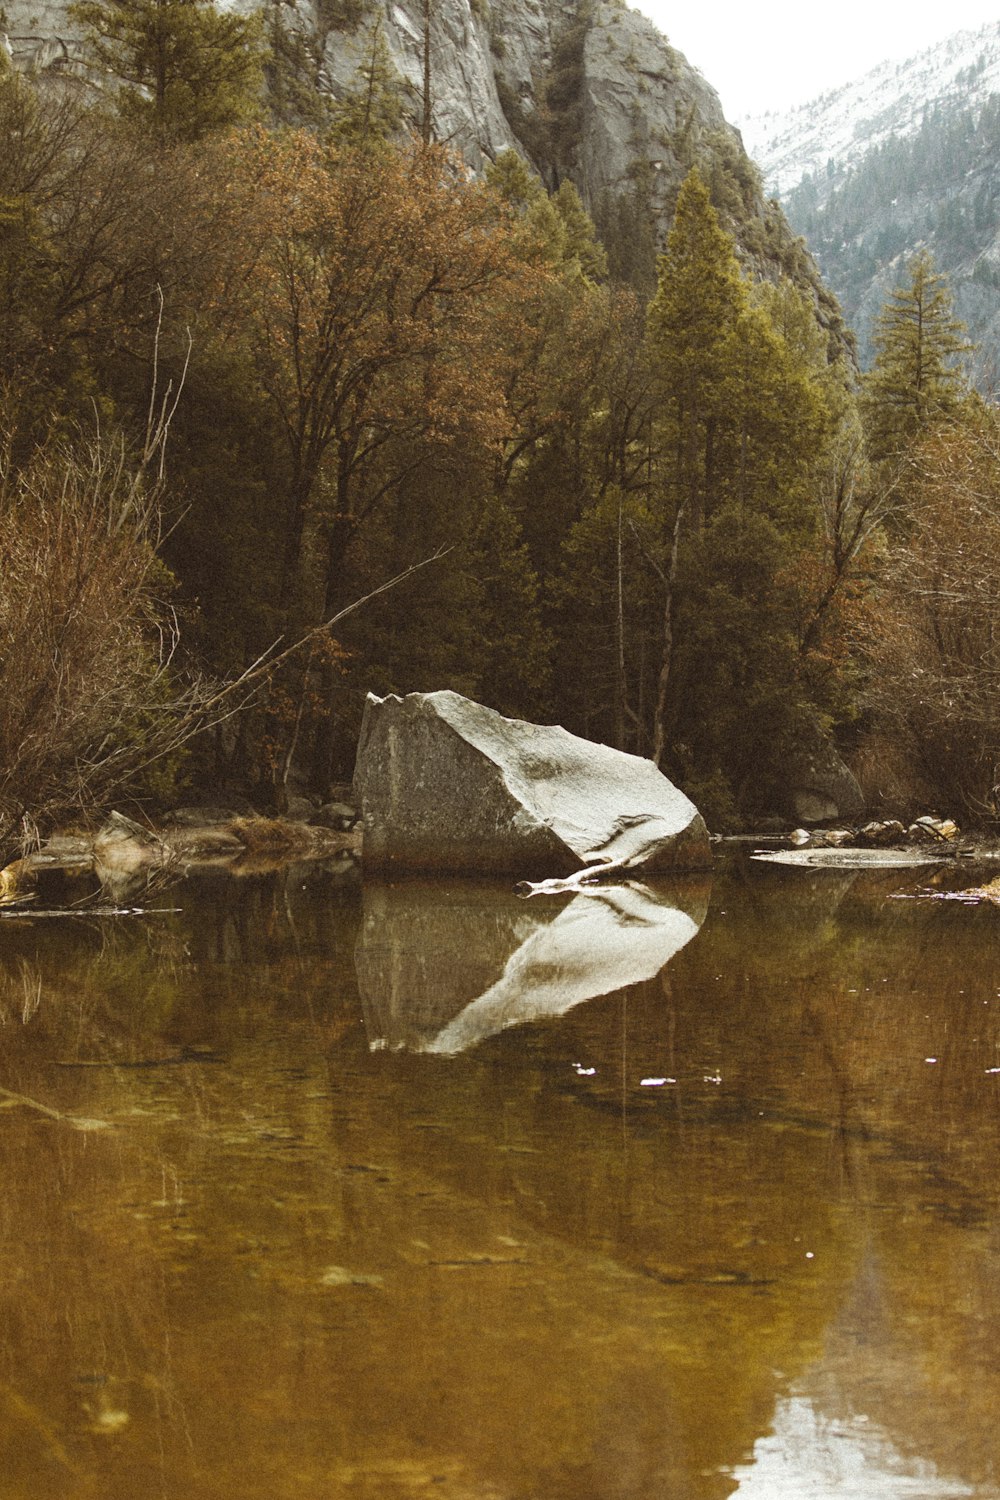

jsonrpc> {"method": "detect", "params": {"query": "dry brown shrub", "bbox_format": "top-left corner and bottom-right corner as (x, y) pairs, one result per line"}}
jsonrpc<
(858, 413), (1000, 821)
(850, 730), (938, 820)
(0, 425), (213, 854)
(228, 817), (305, 853)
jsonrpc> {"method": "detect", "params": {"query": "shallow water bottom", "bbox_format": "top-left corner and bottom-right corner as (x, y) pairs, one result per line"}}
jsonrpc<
(0, 856), (998, 1497)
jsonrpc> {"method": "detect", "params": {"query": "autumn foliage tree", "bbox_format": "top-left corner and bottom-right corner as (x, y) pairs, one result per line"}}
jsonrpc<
(226, 133), (538, 624)
(186, 131), (560, 785)
(859, 409), (1000, 817)
(0, 61), (882, 828)
(0, 67), (273, 444)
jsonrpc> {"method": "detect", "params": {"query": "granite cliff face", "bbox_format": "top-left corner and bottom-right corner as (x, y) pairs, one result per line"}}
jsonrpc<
(2, 0), (843, 331)
(265, 0), (734, 195)
(4, 0), (732, 209)
(288, 0), (838, 317)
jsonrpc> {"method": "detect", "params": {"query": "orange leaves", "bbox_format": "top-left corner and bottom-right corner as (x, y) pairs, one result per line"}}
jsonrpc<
(210, 135), (548, 595)
(856, 409), (1000, 811)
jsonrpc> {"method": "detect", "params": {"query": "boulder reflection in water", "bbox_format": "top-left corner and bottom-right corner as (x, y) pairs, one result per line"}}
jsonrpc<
(356, 877), (710, 1054)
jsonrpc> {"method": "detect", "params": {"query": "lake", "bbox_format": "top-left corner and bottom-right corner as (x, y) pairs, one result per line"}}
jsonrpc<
(0, 851), (998, 1498)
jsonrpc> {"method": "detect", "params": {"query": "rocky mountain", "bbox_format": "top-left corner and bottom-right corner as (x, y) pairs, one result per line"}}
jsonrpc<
(1, 0), (845, 338)
(741, 23), (1000, 195)
(742, 23), (1000, 382)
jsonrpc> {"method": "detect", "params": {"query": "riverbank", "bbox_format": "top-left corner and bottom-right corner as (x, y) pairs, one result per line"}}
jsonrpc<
(0, 810), (362, 908)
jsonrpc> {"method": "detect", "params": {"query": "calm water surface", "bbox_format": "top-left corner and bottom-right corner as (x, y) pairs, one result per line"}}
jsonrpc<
(1, 853), (999, 1499)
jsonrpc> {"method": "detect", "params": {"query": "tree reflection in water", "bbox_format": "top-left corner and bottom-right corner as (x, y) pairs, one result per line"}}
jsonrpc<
(0, 856), (997, 1497)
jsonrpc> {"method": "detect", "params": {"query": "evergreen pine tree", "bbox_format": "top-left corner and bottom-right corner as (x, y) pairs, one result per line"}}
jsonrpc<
(643, 169), (833, 810)
(328, 18), (404, 146)
(863, 249), (971, 461)
(263, 9), (330, 130)
(645, 168), (745, 531)
(70, 0), (265, 143)
(484, 149), (543, 212)
(550, 180), (608, 283)
(594, 164), (657, 299)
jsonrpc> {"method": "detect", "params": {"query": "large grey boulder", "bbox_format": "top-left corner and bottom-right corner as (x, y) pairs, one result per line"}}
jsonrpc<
(353, 690), (711, 877)
(785, 735), (866, 827)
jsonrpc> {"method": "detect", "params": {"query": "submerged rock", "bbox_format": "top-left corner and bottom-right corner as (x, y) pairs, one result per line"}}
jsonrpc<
(785, 815), (963, 856)
(310, 801), (360, 831)
(753, 847), (950, 870)
(808, 828), (854, 848)
(856, 819), (908, 847)
(93, 811), (169, 901)
(353, 691), (712, 878)
(0, 811), (360, 911)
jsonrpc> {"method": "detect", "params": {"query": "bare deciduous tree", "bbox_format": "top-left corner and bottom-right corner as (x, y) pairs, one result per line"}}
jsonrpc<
(859, 412), (1000, 818)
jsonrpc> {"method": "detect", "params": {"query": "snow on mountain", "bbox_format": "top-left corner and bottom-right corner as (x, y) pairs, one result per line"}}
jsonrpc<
(740, 21), (1000, 195)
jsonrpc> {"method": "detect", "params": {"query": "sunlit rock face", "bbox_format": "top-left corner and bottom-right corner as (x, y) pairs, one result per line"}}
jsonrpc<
(356, 875), (710, 1053)
(0, 0), (731, 179)
(0, 0), (84, 68)
(316, 0), (733, 201)
(353, 690), (712, 878)
(0, 0), (819, 299)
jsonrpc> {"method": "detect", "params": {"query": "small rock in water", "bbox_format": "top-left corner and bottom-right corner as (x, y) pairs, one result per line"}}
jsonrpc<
(908, 815), (960, 842)
(310, 801), (360, 831)
(321, 1266), (384, 1289)
(85, 1407), (130, 1435)
(811, 828), (853, 848)
(856, 819), (907, 847)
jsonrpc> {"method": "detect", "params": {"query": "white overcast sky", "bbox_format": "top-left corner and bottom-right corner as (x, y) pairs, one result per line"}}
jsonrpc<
(632, 1), (1000, 117)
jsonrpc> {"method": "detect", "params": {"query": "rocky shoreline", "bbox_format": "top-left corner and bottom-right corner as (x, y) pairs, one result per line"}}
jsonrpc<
(2, 793), (996, 912)
(728, 814), (1000, 875)
(0, 808), (362, 907)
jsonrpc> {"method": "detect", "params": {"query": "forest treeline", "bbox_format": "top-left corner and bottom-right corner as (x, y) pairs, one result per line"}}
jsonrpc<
(1, 3), (999, 852)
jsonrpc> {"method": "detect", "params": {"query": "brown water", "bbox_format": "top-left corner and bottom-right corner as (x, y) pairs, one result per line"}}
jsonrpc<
(0, 854), (999, 1499)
